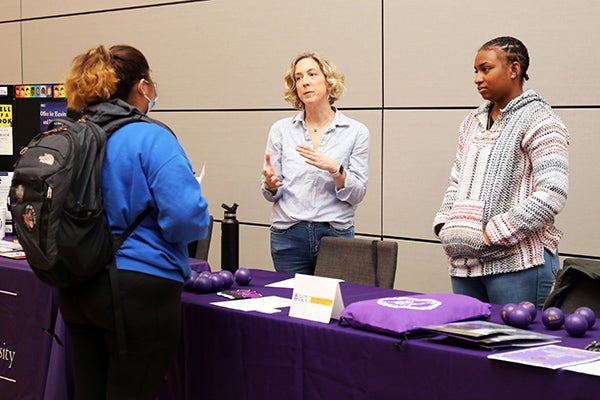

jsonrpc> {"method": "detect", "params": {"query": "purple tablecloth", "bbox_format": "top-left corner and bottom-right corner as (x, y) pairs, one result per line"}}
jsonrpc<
(0, 255), (209, 399)
(0, 256), (59, 400)
(3, 257), (598, 400)
(159, 269), (600, 400)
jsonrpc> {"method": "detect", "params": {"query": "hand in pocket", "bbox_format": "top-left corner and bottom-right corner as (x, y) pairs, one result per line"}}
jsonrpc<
(439, 200), (489, 258)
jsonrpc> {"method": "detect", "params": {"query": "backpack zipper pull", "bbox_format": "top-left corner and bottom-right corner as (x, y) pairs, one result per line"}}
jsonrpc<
(47, 186), (53, 199)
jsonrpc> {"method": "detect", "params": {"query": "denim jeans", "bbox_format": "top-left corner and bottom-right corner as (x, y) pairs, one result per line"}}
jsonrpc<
(450, 249), (560, 309)
(270, 222), (354, 275)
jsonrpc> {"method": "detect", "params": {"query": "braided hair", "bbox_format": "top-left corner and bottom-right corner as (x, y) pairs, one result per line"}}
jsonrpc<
(480, 36), (530, 82)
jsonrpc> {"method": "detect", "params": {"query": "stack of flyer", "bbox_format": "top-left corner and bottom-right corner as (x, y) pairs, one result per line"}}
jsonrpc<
(0, 239), (25, 259)
(419, 320), (561, 349)
(488, 345), (600, 371)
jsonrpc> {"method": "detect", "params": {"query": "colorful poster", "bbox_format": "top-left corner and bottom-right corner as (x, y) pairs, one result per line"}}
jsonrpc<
(39, 85), (52, 98)
(53, 84), (66, 98)
(15, 84), (55, 98)
(40, 102), (67, 132)
(0, 104), (13, 155)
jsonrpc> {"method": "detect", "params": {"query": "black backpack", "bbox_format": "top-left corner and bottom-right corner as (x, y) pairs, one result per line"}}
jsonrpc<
(543, 258), (600, 315)
(8, 115), (149, 288)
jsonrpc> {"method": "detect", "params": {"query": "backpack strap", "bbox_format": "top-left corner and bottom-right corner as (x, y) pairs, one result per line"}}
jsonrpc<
(102, 114), (146, 135)
(111, 208), (152, 252)
(101, 114), (176, 137)
(109, 207), (152, 359)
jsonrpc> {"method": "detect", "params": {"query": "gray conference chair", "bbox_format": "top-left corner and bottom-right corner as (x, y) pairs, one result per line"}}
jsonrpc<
(314, 237), (398, 288)
(188, 215), (213, 260)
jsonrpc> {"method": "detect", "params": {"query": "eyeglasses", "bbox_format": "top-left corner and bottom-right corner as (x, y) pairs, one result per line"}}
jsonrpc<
(143, 79), (157, 90)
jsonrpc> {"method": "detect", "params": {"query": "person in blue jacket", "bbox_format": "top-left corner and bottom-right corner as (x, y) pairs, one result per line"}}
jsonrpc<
(59, 44), (210, 400)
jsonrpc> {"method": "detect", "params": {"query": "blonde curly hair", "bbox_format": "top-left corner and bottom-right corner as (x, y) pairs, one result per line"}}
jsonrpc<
(283, 52), (345, 110)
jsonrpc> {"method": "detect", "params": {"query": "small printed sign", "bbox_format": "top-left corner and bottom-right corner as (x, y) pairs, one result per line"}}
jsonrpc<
(289, 274), (344, 323)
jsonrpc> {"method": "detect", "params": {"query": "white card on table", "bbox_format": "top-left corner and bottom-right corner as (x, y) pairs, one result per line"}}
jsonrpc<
(288, 273), (344, 323)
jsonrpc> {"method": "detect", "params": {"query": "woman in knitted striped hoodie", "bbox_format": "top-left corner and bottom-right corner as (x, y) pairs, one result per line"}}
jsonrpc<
(434, 36), (570, 309)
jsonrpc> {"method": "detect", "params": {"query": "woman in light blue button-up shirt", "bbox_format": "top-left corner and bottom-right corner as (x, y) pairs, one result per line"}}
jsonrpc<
(261, 52), (370, 275)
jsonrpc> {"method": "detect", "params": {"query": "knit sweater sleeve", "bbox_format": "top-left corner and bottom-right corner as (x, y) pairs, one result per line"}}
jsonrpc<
(485, 112), (570, 246)
(433, 116), (474, 234)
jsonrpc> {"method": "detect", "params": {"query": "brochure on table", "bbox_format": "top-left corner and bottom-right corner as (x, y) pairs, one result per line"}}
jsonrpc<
(0, 236), (25, 259)
(488, 344), (600, 370)
(210, 295), (291, 314)
(0, 240), (21, 252)
(420, 320), (561, 349)
(563, 359), (600, 376)
(0, 172), (12, 235)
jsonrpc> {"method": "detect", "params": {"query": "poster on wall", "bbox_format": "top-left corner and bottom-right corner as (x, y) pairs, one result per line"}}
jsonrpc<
(40, 102), (67, 132)
(0, 83), (69, 171)
(0, 86), (11, 156)
(0, 102), (12, 156)
(15, 84), (55, 99)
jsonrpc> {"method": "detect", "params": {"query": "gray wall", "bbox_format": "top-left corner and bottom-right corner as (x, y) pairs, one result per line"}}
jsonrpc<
(3, 0), (599, 293)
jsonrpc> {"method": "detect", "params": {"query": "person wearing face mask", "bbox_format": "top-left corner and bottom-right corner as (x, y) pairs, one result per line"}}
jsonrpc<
(433, 37), (570, 309)
(59, 44), (210, 399)
(261, 51), (370, 275)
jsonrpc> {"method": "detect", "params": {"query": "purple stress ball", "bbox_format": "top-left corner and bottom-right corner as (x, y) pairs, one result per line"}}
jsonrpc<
(565, 313), (588, 337)
(518, 301), (538, 322)
(184, 270), (199, 292)
(209, 273), (226, 292)
(193, 275), (213, 294)
(541, 307), (565, 330)
(218, 270), (235, 289)
(574, 306), (596, 329)
(199, 271), (212, 279)
(234, 268), (252, 286)
(501, 303), (517, 324)
(507, 306), (532, 329)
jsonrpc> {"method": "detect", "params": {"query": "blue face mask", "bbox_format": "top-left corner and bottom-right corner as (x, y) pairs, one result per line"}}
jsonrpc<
(142, 79), (159, 113)
(145, 94), (158, 113)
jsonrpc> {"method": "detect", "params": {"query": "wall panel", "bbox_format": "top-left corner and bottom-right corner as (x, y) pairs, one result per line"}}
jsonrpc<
(384, 0), (600, 107)
(395, 241), (451, 293)
(207, 223), (275, 274)
(21, 0), (381, 109)
(0, 24), (22, 82)
(0, 0), (21, 21)
(20, 0), (197, 18)
(382, 109), (466, 239)
(551, 109), (600, 257)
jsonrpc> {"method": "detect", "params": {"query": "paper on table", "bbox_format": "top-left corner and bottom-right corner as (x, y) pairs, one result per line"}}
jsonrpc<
(210, 295), (292, 312)
(0, 240), (22, 252)
(265, 276), (343, 289)
(196, 163), (206, 184)
(563, 359), (600, 376)
(255, 308), (283, 314)
(488, 344), (600, 370)
(0, 251), (26, 259)
(265, 277), (296, 288)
